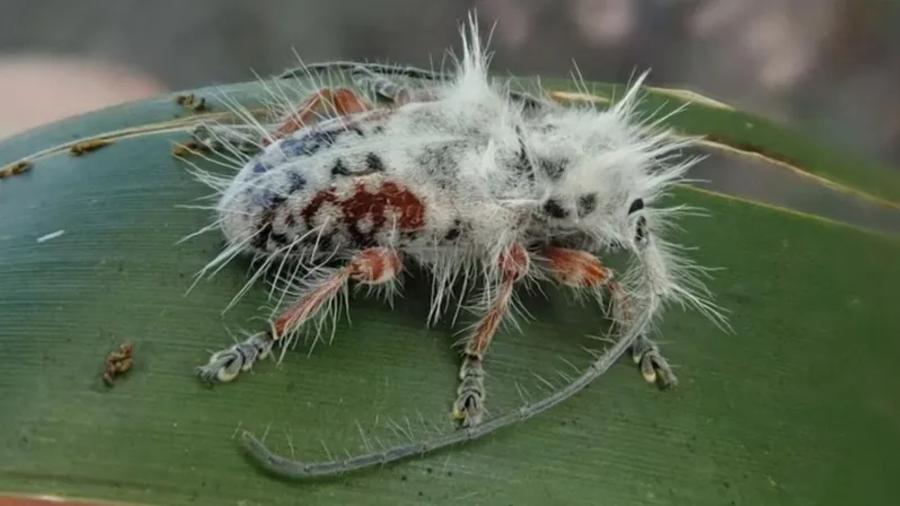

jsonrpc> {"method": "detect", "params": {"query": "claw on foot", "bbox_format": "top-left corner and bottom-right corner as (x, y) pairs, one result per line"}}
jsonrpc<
(632, 337), (678, 389)
(197, 332), (273, 384)
(453, 355), (485, 427)
(452, 391), (484, 427)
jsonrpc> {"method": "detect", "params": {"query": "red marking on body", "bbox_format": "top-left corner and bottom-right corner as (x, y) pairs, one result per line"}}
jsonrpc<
(342, 181), (425, 230)
(544, 247), (608, 287)
(299, 180), (426, 244)
(300, 190), (338, 228)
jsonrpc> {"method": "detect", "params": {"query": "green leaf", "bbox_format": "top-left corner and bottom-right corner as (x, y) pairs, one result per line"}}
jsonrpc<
(1, 77), (898, 506)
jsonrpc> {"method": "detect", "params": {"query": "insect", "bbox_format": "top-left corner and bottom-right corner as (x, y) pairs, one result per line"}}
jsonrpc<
(184, 15), (723, 478)
(102, 342), (133, 386)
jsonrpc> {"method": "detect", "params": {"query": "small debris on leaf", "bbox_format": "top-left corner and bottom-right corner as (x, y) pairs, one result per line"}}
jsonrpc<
(70, 138), (112, 156)
(176, 93), (208, 112)
(36, 229), (65, 243)
(171, 140), (210, 157)
(0, 160), (32, 179)
(103, 342), (134, 386)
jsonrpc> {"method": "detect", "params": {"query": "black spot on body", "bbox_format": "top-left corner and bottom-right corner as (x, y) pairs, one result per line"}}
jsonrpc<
(301, 231), (335, 252)
(400, 230), (420, 243)
(252, 194), (286, 250)
(251, 189), (284, 209)
(348, 226), (378, 248)
(331, 159), (352, 176)
(270, 194), (286, 207)
(628, 198), (644, 215)
(365, 152), (385, 172)
(514, 136), (535, 180)
(280, 128), (339, 157)
(636, 216), (648, 242)
(269, 232), (290, 246)
(286, 172), (307, 193)
(539, 158), (568, 180)
(443, 219), (468, 242)
(577, 193), (597, 217)
(544, 199), (569, 219)
(252, 211), (274, 250)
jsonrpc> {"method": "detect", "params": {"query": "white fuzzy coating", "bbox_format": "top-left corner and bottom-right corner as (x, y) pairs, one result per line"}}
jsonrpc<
(187, 15), (723, 339)
(180, 14), (731, 480)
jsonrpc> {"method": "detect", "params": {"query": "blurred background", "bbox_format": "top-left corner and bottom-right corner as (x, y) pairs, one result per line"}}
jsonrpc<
(1, 0), (898, 169)
(4, 0), (898, 233)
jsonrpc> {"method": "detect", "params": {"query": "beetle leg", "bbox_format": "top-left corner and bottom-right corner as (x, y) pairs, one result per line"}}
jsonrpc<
(197, 247), (401, 383)
(629, 333), (678, 388)
(543, 246), (678, 389)
(294, 61), (544, 110)
(453, 243), (530, 427)
(345, 65), (436, 105)
(268, 87), (372, 143)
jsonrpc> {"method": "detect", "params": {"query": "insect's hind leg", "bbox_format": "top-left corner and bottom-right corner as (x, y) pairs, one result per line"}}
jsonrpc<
(346, 65), (432, 105)
(284, 61), (451, 83)
(453, 243), (530, 427)
(197, 247), (401, 383)
(542, 247), (677, 389)
(300, 62), (440, 106)
(187, 86), (373, 157)
(295, 61), (545, 110)
(269, 87), (372, 143)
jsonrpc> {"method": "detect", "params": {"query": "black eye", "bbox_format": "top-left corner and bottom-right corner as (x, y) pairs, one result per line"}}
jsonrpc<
(577, 193), (597, 217)
(628, 198), (644, 215)
(543, 199), (569, 219)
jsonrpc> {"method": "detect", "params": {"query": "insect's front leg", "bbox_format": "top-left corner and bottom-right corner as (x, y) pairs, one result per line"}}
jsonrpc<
(197, 247), (401, 383)
(345, 65), (437, 105)
(453, 243), (530, 427)
(543, 247), (678, 389)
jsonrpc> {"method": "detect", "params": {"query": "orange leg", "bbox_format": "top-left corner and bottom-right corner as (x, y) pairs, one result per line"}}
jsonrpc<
(271, 247), (400, 338)
(267, 87), (372, 144)
(543, 246), (611, 288)
(198, 247), (401, 383)
(543, 247), (677, 388)
(453, 243), (530, 427)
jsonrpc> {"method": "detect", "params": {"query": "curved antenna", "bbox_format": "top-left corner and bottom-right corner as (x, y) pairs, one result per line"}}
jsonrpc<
(239, 301), (650, 479)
